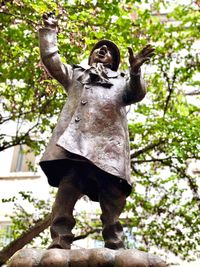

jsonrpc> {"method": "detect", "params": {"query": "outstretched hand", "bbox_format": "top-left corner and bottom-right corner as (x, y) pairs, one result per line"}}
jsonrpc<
(42, 11), (58, 32)
(128, 44), (155, 73)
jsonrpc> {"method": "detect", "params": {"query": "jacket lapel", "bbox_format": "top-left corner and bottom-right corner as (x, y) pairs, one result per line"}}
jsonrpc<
(74, 64), (118, 88)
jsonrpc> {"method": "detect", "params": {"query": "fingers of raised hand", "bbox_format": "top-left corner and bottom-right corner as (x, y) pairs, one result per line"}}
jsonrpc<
(128, 47), (135, 62)
(141, 44), (155, 58)
(141, 44), (152, 51)
(42, 13), (48, 20)
(43, 11), (55, 18)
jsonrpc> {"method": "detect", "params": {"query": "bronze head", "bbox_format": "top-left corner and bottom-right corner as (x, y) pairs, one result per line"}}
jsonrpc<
(89, 40), (120, 71)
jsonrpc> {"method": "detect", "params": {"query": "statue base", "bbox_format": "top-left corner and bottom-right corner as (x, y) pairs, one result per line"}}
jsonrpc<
(9, 248), (167, 267)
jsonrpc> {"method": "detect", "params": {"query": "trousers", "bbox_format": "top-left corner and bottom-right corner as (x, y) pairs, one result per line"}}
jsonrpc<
(48, 160), (127, 250)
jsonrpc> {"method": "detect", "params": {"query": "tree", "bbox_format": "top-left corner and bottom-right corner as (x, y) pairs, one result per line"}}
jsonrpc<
(0, 0), (199, 265)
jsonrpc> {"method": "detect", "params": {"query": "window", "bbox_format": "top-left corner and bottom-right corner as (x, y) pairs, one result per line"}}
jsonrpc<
(10, 145), (35, 172)
(0, 222), (12, 247)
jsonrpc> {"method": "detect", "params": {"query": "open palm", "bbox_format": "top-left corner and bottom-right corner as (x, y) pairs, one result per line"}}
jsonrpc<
(128, 44), (155, 73)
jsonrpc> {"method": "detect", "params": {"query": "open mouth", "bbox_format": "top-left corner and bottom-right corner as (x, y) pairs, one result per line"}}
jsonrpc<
(97, 47), (108, 58)
(98, 51), (106, 57)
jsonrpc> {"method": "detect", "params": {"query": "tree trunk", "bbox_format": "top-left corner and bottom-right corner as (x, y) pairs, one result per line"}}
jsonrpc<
(0, 214), (51, 266)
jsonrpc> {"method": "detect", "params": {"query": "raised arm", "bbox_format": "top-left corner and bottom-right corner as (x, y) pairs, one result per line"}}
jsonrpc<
(39, 12), (72, 88)
(123, 44), (154, 105)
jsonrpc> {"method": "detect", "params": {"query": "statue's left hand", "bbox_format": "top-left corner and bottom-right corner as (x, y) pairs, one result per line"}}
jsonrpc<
(128, 44), (155, 73)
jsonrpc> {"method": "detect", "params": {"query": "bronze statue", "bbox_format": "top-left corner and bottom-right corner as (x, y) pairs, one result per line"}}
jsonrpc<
(39, 12), (154, 250)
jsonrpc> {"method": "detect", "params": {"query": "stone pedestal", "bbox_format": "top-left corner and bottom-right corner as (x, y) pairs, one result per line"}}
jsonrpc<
(9, 248), (167, 267)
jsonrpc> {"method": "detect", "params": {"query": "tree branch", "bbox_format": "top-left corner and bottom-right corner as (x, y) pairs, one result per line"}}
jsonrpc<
(130, 139), (165, 159)
(175, 166), (200, 211)
(0, 110), (38, 125)
(74, 228), (101, 241)
(0, 214), (101, 266)
(185, 90), (200, 96)
(0, 11), (38, 27)
(131, 157), (173, 164)
(0, 214), (51, 266)
(131, 156), (197, 164)
(0, 122), (40, 152)
(161, 63), (177, 117)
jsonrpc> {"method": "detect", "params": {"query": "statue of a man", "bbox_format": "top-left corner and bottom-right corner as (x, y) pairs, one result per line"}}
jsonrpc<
(39, 12), (154, 250)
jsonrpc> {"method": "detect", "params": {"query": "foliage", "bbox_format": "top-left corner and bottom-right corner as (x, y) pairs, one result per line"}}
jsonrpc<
(1, 191), (52, 247)
(0, 0), (199, 263)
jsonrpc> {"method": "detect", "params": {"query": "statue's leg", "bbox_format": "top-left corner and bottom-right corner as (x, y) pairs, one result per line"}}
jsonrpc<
(49, 176), (82, 249)
(99, 178), (127, 250)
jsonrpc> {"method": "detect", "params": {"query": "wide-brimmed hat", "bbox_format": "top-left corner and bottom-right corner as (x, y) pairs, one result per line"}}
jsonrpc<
(88, 40), (120, 71)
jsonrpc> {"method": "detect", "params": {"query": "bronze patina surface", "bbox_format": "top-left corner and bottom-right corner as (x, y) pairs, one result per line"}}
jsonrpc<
(39, 12), (154, 250)
(9, 248), (167, 267)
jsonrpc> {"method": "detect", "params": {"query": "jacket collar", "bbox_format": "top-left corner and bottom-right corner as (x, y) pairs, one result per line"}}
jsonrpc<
(73, 63), (119, 78)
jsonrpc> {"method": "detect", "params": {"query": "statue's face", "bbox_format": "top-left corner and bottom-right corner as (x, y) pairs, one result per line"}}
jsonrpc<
(90, 45), (113, 68)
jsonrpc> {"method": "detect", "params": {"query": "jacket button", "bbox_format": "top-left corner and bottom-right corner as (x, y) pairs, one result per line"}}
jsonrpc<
(81, 100), (87, 105)
(75, 116), (81, 122)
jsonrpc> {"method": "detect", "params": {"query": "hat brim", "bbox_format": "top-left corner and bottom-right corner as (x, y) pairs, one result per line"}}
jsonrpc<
(88, 40), (120, 71)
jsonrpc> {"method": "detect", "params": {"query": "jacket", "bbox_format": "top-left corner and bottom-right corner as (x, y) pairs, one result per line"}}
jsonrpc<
(38, 28), (146, 191)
